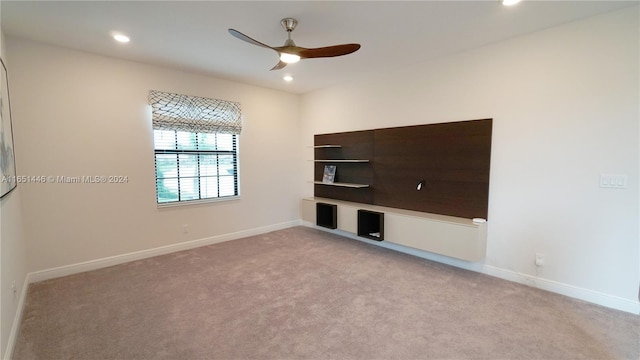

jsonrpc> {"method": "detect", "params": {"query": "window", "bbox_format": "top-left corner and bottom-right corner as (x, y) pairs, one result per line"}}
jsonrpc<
(149, 90), (242, 205)
(154, 130), (238, 204)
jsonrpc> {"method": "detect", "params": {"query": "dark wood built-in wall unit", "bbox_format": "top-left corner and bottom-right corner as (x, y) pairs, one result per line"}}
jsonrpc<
(314, 119), (492, 219)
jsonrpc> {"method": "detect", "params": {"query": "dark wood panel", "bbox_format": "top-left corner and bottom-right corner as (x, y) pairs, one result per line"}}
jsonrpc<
(374, 119), (492, 219)
(314, 130), (374, 160)
(314, 184), (374, 204)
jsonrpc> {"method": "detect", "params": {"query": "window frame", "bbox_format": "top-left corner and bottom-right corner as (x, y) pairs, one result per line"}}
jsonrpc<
(153, 129), (240, 207)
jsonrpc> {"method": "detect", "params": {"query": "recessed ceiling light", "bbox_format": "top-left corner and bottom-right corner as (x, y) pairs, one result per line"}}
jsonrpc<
(283, 75), (294, 82)
(502, 0), (521, 6)
(113, 33), (130, 43)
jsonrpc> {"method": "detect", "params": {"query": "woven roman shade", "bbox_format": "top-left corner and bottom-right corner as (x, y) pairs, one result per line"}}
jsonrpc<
(149, 90), (242, 134)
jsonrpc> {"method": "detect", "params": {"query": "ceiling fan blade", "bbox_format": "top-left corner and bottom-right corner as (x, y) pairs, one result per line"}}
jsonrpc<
(270, 61), (288, 71)
(228, 29), (274, 50)
(298, 44), (361, 59)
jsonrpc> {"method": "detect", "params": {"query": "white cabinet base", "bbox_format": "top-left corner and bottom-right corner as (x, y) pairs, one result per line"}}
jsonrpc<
(301, 197), (487, 262)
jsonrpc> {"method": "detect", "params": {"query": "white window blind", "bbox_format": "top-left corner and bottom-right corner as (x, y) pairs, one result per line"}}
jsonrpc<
(149, 90), (242, 134)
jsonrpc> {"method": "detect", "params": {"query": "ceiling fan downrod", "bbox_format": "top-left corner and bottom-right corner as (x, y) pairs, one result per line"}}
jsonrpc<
(281, 18), (297, 46)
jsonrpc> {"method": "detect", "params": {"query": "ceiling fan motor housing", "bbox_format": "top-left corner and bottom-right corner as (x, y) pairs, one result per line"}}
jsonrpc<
(281, 18), (298, 32)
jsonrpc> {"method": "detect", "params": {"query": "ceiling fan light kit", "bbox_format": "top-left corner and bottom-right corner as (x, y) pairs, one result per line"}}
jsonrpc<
(279, 52), (301, 64)
(229, 18), (361, 71)
(502, 0), (522, 6)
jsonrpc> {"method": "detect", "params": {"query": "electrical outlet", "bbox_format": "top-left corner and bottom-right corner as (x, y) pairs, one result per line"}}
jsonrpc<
(535, 253), (545, 267)
(182, 224), (189, 234)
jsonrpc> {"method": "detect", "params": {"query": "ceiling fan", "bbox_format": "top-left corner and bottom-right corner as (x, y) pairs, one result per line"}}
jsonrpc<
(228, 18), (361, 70)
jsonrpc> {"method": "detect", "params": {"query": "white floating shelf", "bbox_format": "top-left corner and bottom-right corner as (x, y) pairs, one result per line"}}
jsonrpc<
(312, 145), (342, 148)
(313, 181), (369, 188)
(313, 159), (369, 163)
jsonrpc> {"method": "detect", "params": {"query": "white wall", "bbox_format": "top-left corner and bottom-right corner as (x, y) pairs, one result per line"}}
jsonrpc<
(0, 29), (28, 359)
(300, 7), (639, 307)
(1, 11), (637, 357)
(6, 37), (303, 273)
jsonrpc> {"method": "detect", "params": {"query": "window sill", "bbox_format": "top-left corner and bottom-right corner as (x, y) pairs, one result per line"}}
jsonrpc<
(156, 195), (240, 208)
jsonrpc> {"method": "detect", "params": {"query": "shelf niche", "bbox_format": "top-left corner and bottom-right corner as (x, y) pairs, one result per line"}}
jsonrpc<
(316, 202), (337, 229)
(357, 209), (384, 241)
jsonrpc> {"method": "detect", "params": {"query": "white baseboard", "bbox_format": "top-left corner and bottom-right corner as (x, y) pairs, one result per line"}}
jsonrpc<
(482, 265), (640, 315)
(3, 276), (30, 360)
(29, 220), (301, 283)
(303, 222), (640, 315)
(3, 277), (29, 360)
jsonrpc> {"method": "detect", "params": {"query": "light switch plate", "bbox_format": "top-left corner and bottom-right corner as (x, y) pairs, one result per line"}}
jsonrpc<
(599, 174), (627, 189)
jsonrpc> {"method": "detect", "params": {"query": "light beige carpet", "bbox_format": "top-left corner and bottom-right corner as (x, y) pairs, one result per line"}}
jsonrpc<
(13, 226), (640, 359)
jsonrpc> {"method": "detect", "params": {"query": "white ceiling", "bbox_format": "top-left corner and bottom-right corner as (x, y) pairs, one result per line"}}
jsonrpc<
(1, 1), (636, 94)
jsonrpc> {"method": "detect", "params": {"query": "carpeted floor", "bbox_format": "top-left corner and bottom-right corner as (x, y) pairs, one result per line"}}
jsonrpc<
(13, 226), (640, 360)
